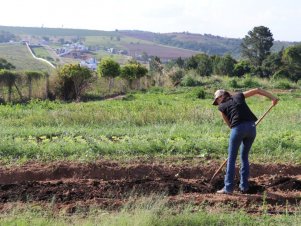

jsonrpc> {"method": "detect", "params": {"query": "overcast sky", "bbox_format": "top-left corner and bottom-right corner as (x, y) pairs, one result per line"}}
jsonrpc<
(1, 0), (300, 41)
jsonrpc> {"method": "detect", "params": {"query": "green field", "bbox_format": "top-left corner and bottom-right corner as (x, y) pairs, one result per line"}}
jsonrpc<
(0, 86), (301, 225)
(0, 43), (54, 73)
(0, 87), (300, 163)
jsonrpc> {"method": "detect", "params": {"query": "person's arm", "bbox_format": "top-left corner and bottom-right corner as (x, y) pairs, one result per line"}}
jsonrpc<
(243, 88), (279, 106)
(221, 112), (231, 129)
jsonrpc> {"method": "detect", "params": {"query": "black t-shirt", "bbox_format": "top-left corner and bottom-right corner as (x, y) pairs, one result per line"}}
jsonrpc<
(218, 92), (257, 128)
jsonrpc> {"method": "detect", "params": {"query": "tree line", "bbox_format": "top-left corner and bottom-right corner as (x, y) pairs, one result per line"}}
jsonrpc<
(0, 26), (300, 103)
(168, 26), (301, 82)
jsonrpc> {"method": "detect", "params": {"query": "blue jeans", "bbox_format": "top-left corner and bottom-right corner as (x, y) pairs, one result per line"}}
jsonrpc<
(224, 121), (256, 192)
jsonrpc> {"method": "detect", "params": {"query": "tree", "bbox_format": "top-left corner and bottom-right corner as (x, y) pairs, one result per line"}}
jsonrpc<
(261, 50), (283, 78)
(97, 58), (120, 93)
(184, 54), (213, 76)
(233, 61), (252, 77)
(281, 44), (301, 81)
(57, 64), (93, 101)
(149, 56), (164, 86)
(0, 58), (15, 70)
(24, 71), (44, 100)
(167, 67), (185, 86)
(121, 61), (148, 89)
(196, 54), (213, 76)
(241, 26), (274, 67)
(215, 54), (237, 76)
(175, 57), (185, 68)
(0, 70), (22, 102)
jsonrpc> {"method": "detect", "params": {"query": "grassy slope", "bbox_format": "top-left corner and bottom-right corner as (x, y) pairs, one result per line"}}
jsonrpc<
(0, 43), (54, 73)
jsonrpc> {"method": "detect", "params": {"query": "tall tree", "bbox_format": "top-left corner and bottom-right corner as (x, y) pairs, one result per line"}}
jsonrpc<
(241, 26), (274, 67)
(261, 50), (283, 77)
(97, 58), (120, 93)
(281, 44), (301, 81)
(196, 54), (213, 76)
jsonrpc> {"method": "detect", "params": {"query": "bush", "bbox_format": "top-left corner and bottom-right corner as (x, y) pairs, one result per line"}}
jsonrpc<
(196, 88), (206, 99)
(273, 79), (292, 89)
(242, 74), (260, 88)
(180, 75), (201, 87)
(228, 78), (239, 88)
(167, 67), (185, 86)
(297, 80), (301, 88)
(272, 69), (289, 80)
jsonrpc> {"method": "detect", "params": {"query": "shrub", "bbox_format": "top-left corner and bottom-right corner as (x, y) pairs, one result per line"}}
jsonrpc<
(272, 69), (289, 80)
(55, 64), (93, 101)
(167, 67), (185, 86)
(273, 79), (292, 89)
(195, 88), (206, 99)
(228, 78), (239, 88)
(180, 75), (201, 87)
(242, 74), (260, 88)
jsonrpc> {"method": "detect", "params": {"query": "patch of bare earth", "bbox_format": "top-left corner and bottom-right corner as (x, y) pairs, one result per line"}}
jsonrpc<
(0, 160), (300, 214)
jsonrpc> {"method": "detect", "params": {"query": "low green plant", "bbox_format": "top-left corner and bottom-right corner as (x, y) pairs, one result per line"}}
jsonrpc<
(0, 197), (300, 226)
(273, 79), (293, 89)
(180, 75), (201, 87)
(228, 78), (239, 88)
(242, 74), (260, 88)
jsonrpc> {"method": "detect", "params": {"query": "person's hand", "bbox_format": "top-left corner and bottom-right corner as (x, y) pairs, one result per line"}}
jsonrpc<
(272, 98), (279, 106)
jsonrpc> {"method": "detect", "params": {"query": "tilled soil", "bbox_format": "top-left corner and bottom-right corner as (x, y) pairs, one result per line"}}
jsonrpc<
(0, 160), (300, 214)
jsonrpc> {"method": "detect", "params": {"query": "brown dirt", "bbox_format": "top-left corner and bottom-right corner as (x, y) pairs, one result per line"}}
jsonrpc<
(0, 160), (300, 214)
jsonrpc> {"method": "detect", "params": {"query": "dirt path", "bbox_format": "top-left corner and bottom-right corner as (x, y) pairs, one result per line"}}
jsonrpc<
(0, 160), (300, 214)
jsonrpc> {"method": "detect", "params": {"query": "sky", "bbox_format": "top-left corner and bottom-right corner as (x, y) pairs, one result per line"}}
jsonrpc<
(1, 0), (301, 41)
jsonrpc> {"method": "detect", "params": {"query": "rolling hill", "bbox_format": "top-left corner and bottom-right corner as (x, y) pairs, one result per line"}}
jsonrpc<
(0, 25), (299, 71)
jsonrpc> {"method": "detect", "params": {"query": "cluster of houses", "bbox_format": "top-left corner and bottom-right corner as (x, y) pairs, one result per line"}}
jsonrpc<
(20, 37), (144, 71)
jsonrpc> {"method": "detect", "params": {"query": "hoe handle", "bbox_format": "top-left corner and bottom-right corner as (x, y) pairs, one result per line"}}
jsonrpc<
(210, 159), (228, 183)
(255, 104), (274, 126)
(210, 104), (274, 183)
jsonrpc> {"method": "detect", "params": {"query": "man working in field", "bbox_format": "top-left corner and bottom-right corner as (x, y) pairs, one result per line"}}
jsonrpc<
(213, 88), (278, 194)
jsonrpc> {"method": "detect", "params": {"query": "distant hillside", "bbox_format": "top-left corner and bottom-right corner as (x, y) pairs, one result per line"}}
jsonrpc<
(0, 25), (299, 64)
(0, 43), (54, 73)
(119, 30), (298, 58)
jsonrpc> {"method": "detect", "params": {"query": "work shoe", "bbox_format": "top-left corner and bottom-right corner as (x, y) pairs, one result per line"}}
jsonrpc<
(216, 188), (232, 194)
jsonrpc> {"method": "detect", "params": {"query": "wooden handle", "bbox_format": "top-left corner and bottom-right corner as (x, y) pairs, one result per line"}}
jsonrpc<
(210, 158), (227, 182)
(255, 104), (274, 126)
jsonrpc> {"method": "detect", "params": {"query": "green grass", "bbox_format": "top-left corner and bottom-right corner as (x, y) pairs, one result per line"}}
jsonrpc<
(0, 196), (300, 226)
(0, 43), (54, 73)
(0, 87), (300, 163)
(31, 46), (56, 64)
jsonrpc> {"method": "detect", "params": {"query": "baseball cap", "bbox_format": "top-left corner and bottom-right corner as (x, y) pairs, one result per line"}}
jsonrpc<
(212, 89), (225, 105)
